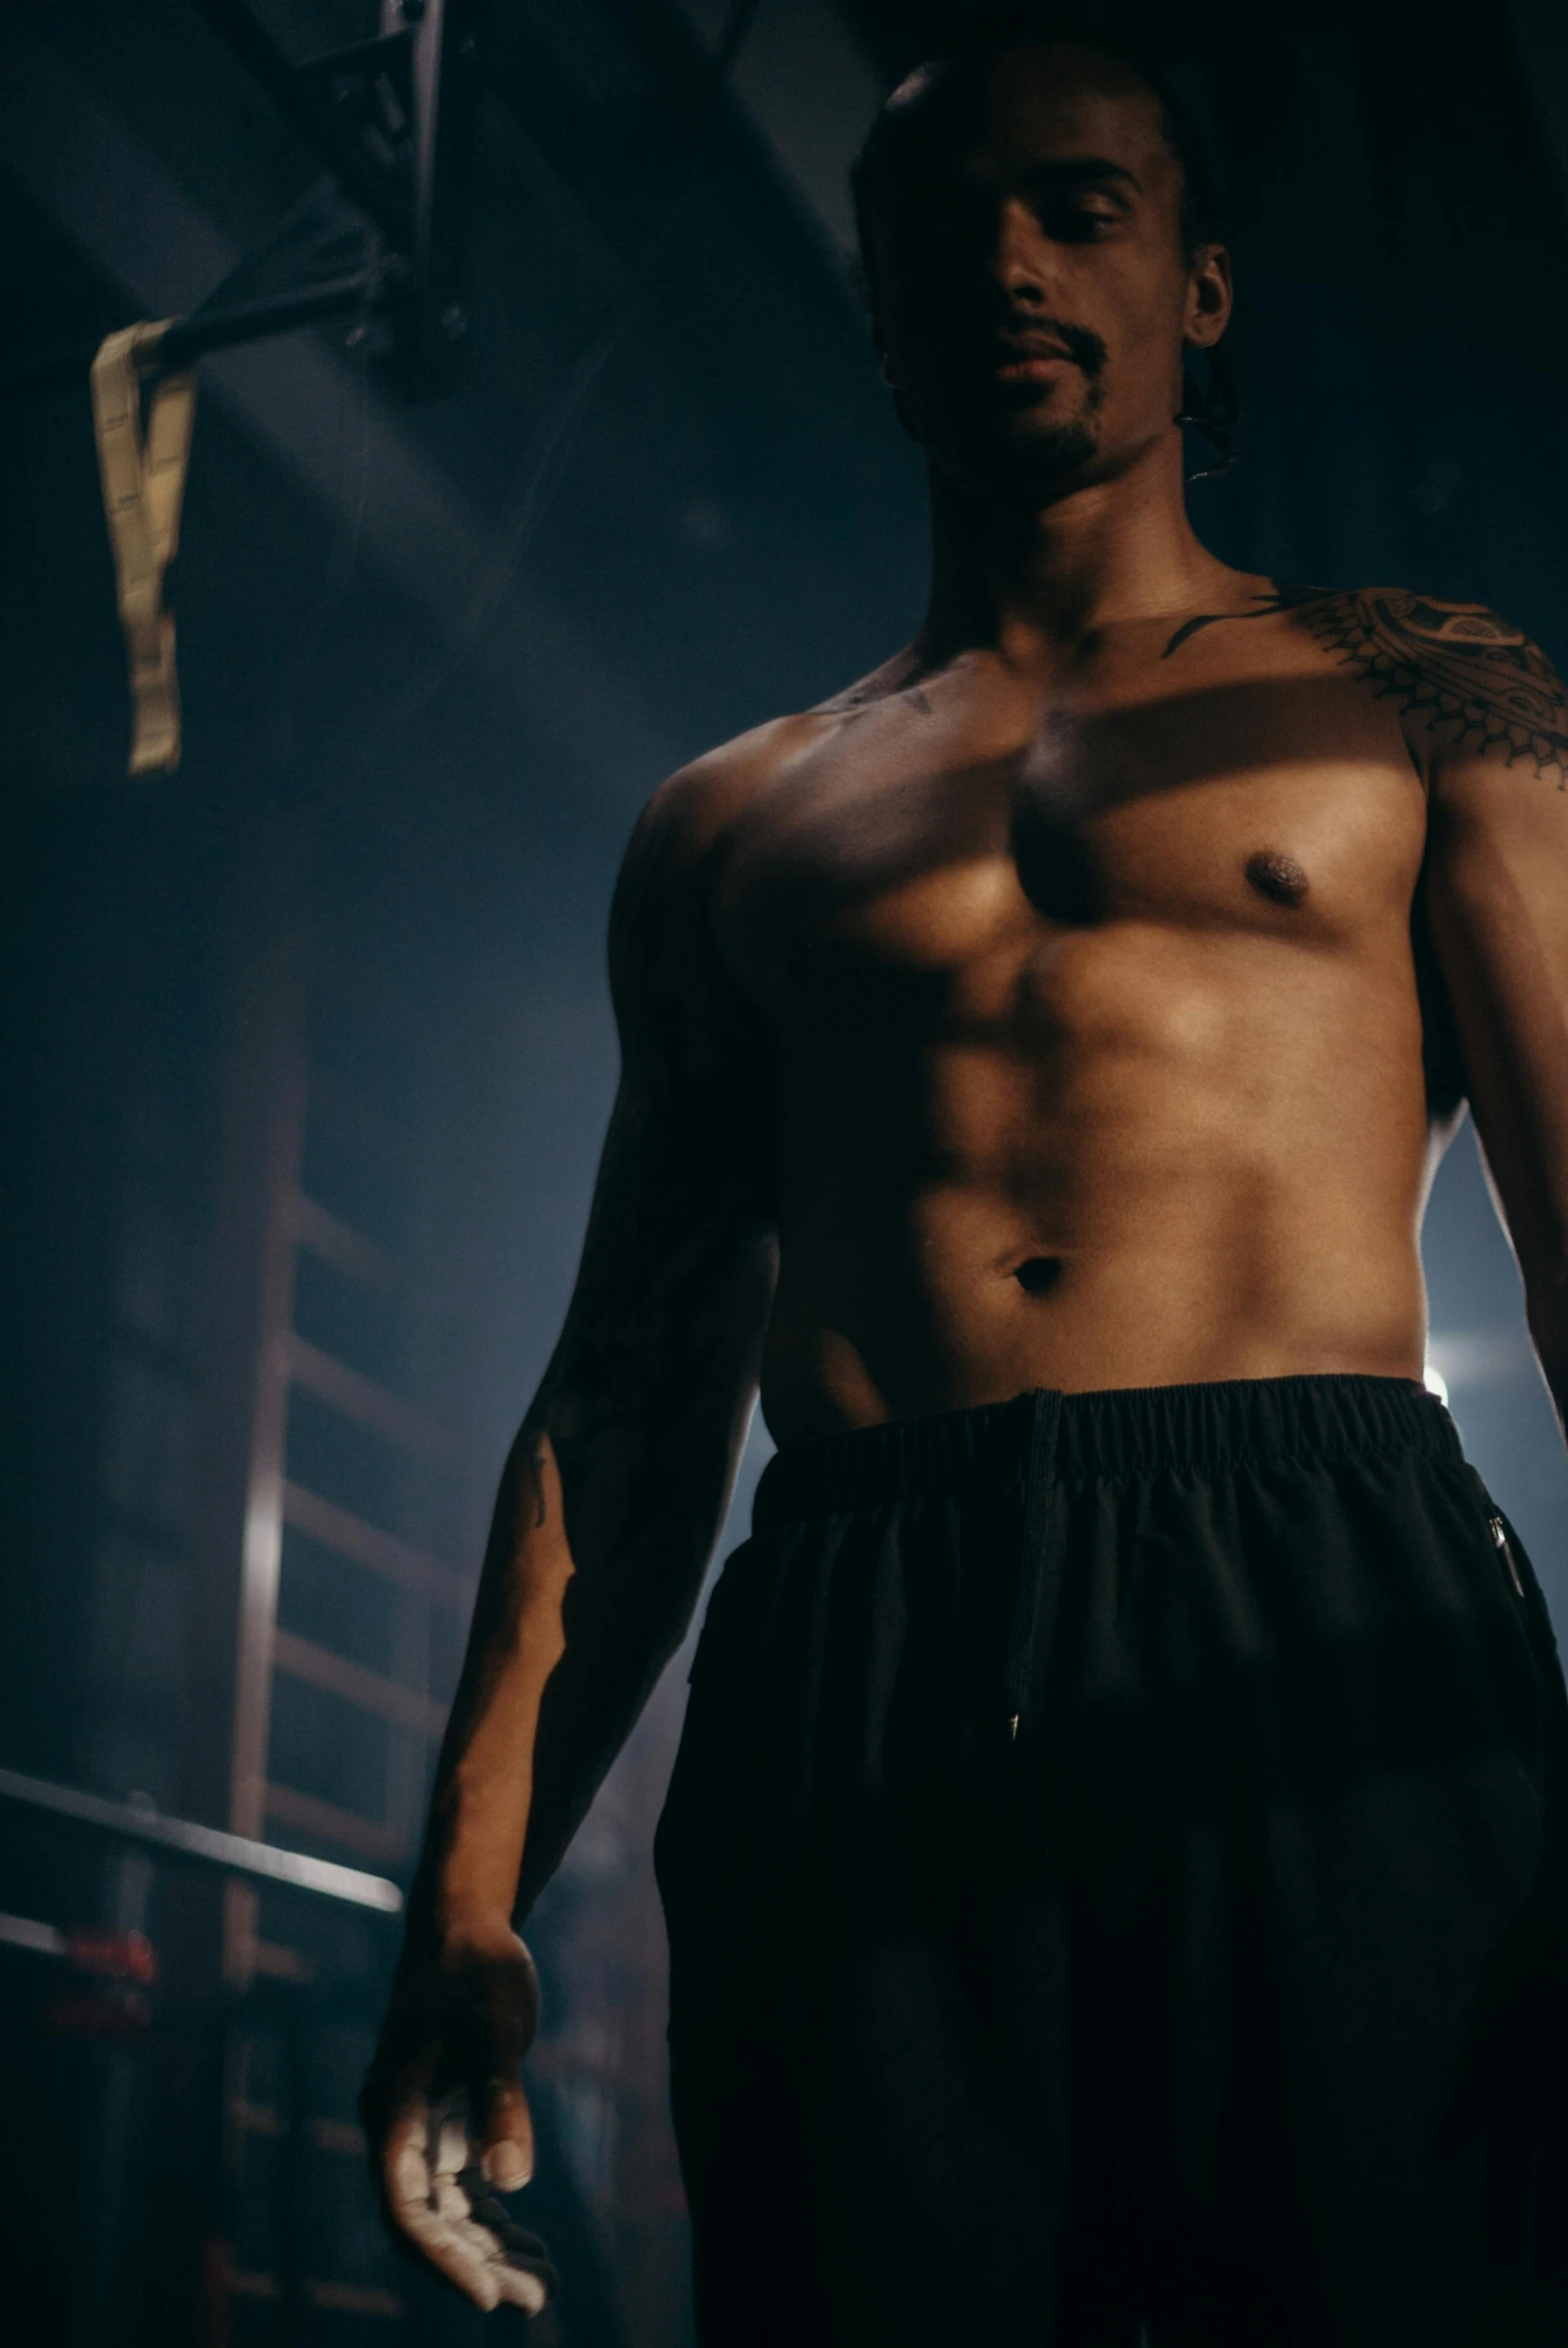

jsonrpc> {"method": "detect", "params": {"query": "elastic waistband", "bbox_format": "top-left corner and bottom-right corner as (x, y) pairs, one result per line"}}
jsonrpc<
(755, 1374), (1459, 1523)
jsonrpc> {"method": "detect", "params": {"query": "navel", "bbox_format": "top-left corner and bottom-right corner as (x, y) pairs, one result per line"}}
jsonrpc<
(1013, 1255), (1063, 1296)
(1245, 849), (1310, 907)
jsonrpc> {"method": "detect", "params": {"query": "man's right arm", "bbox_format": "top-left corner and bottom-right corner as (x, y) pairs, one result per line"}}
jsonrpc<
(361, 769), (777, 2308)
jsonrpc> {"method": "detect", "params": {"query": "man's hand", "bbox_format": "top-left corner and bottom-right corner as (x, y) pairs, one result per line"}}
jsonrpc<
(361, 1923), (557, 2314)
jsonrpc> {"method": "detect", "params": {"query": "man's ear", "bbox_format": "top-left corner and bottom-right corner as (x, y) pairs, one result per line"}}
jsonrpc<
(854, 244), (902, 391)
(870, 320), (913, 429)
(863, 294), (897, 390)
(1183, 242), (1233, 352)
(877, 342), (922, 443)
(860, 270), (921, 439)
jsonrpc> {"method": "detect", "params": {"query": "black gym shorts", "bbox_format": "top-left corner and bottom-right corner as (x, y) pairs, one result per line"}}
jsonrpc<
(655, 1375), (1568, 2345)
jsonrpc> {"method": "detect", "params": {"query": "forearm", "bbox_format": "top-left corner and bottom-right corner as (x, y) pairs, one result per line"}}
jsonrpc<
(515, 1266), (770, 1912)
(1524, 1261), (1568, 1441)
(404, 1244), (772, 1952)
(368, 1460), (530, 1977)
(1498, 1164), (1568, 1443)
(402, 1438), (728, 1953)
(401, 1430), (574, 1957)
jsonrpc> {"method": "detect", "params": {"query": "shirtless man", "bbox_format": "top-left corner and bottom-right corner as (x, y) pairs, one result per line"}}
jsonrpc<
(362, 18), (1568, 2342)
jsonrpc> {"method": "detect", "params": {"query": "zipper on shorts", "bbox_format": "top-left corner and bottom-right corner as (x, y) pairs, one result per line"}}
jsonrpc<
(1490, 1512), (1525, 1599)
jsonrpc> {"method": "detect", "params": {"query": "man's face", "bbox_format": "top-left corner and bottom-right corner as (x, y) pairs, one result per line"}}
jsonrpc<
(863, 44), (1230, 501)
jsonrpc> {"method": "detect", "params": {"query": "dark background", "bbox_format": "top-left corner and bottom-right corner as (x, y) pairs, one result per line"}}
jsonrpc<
(5, 1), (1568, 2340)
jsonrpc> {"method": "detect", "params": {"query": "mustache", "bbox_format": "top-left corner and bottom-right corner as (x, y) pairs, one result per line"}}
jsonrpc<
(998, 316), (1107, 376)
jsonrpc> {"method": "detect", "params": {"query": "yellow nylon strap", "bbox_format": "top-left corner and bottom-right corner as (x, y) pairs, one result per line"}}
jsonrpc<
(90, 320), (197, 777)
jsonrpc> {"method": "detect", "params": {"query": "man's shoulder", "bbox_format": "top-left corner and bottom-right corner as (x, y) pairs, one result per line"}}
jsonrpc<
(645, 713), (829, 855)
(1290, 585), (1568, 786)
(636, 657), (918, 867)
(1297, 584), (1547, 672)
(610, 711), (837, 974)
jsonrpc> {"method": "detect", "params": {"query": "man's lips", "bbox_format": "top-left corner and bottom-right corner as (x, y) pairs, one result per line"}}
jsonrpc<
(994, 350), (1076, 383)
(993, 335), (1081, 384)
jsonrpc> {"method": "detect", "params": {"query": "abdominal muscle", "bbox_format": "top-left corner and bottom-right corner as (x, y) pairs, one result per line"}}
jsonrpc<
(755, 945), (1436, 1447)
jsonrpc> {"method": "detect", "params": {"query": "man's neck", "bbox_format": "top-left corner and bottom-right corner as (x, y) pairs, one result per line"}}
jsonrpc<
(918, 429), (1234, 671)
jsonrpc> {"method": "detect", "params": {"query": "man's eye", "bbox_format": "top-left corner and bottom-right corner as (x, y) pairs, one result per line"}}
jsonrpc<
(1049, 205), (1118, 239)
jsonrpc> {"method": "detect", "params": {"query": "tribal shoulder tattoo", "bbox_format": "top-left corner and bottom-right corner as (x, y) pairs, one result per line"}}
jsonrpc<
(1163, 583), (1568, 787)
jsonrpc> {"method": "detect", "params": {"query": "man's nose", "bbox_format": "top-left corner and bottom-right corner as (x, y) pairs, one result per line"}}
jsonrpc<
(991, 195), (1051, 306)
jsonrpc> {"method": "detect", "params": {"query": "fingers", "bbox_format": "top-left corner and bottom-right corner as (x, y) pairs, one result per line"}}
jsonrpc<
(384, 2110), (489, 2307)
(366, 1938), (550, 2313)
(479, 2074), (536, 2192)
(382, 2101), (549, 2314)
(384, 2107), (504, 2310)
(495, 2264), (550, 2315)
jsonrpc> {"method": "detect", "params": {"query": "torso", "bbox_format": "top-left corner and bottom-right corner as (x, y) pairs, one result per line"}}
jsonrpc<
(693, 581), (1456, 1447)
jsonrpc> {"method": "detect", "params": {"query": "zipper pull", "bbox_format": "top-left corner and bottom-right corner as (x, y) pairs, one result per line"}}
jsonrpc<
(1490, 1513), (1526, 1599)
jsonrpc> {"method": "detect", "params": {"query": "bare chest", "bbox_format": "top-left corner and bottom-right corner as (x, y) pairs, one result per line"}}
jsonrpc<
(715, 670), (1429, 1035)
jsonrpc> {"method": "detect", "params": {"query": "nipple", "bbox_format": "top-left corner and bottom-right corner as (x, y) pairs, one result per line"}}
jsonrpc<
(1246, 849), (1310, 907)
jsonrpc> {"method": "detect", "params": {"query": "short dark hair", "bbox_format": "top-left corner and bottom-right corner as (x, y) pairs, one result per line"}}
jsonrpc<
(850, 12), (1223, 266)
(849, 10), (1239, 474)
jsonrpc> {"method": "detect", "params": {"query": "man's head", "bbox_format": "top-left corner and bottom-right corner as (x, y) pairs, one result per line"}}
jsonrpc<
(851, 14), (1234, 503)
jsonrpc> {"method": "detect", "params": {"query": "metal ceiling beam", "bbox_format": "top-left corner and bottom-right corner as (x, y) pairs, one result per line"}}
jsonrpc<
(0, 9), (681, 794)
(663, 0), (882, 269)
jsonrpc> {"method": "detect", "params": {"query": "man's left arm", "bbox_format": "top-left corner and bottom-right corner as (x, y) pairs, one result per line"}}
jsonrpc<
(1411, 608), (1568, 2266)
(1419, 605), (1568, 1428)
